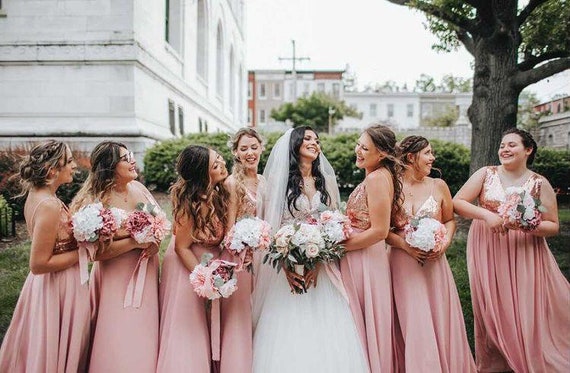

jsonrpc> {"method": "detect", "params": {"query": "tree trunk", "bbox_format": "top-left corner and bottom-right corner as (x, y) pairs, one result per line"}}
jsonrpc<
(468, 31), (520, 175)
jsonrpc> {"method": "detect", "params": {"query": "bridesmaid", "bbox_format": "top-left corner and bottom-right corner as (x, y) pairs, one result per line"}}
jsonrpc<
(0, 140), (90, 372)
(157, 145), (230, 372)
(220, 128), (265, 372)
(71, 141), (161, 373)
(453, 128), (569, 372)
(340, 124), (402, 372)
(387, 135), (476, 372)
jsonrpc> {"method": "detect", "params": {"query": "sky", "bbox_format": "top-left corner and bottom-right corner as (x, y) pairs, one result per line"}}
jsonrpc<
(245, 0), (569, 102)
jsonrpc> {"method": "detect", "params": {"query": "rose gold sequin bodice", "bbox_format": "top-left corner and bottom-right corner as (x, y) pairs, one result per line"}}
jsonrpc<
(194, 219), (225, 247)
(479, 166), (542, 213)
(346, 182), (370, 230)
(27, 198), (78, 255)
(237, 189), (257, 219)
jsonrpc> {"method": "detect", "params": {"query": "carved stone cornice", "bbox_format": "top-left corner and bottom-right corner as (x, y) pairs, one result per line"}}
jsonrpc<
(0, 41), (137, 62)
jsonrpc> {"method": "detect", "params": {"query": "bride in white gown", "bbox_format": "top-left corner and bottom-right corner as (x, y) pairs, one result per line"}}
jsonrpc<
(252, 127), (369, 373)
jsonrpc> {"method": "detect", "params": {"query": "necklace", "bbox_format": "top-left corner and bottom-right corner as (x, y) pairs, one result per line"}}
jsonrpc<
(113, 186), (129, 203)
(302, 176), (316, 189)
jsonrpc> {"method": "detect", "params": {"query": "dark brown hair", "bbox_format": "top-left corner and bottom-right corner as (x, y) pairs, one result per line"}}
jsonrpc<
(501, 128), (538, 165)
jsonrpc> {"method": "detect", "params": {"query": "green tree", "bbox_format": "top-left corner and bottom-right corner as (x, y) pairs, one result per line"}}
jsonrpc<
(439, 74), (473, 92)
(517, 91), (541, 130)
(388, 0), (570, 173)
(423, 105), (460, 127)
(415, 73), (437, 92)
(270, 92), (361, 133)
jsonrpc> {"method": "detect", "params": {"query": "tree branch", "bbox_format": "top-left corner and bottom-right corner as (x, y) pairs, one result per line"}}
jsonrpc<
(512, 57), (570, 90)
(518, 51), (570, 71)
(456, 29), (475, 56)
(387, 0), (477, 34)
(518, 0), (548, 27)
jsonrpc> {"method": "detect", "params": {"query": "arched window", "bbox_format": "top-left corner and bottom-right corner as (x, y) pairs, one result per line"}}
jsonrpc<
(196, 0), (208, 81)
(216, 22), (224, 98)
(229, 47), (235, 112)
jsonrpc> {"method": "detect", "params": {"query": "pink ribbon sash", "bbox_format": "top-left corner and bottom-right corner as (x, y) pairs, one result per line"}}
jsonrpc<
(78, 242), (96, 285)
(124, 254), (149, 308)
(211, 298), (221, 361)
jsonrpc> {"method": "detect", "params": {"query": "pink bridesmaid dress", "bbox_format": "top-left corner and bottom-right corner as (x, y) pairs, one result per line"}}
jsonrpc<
(0, 198), (90, 372)
(391, 186), (476, 372)
(159, 219), (245, 373)
(467, 166), (570, 372)
(218, 188), (256, 373)
(340, 182), (394, 372)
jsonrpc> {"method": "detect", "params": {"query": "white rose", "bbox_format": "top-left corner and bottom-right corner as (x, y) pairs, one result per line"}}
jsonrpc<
(305, 243), (320, 258)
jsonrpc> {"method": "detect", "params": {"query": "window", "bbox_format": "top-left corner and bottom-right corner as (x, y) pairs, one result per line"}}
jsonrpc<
(302, 83), (310, 97)
(0, 0), (6, 17)
(259, 109), (266, 123)
(205, 121), (209, 133)
(178, 107), (184, 135)
(248, 82), (253, 99)
(248, 108), (253, 124)
(258, 83), (266, 99)
(165, 0), (182, 54)
(407, 104), (414, 118)
(199, 118), (203, 133)
(317, 83), (325, 92)
(168, 100), (176, 135)
(332, 83), (340, 98)
(215, 23), (224, 98)
(229, 48), (235, 112)
(196, 0), (208, 80)
(387, 104), (394, 118)
(369, 104), (377, 117)
(273, 83), (281, 99)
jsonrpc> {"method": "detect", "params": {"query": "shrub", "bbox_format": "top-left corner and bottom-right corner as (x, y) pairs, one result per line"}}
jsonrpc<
(532, 149), (570, 195)
(0, 195), (14, 238)
(429, 140), (471, 195)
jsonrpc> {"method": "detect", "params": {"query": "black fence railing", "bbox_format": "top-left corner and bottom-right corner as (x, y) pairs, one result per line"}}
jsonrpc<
(0, 204), (15, 239)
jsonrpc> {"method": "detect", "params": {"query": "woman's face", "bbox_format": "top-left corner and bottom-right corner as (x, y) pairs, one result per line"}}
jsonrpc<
(208, 149), (228, 185)
(54, 146), (77, 185)
(409, 144), (435, 177)
(298, 130), (321, 162)
(498, 133), (532, 167)
(234, 135), (262, 172)
(355, 132), (384, 171)
(115, 147), (138, 182)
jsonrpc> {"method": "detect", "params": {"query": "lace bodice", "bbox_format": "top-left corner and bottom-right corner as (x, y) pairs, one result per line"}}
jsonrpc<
(479, 166), (542, 213)
(28, 198), (78, 254)
(281, 192), (323, 225)
(346, 182), (370, 230)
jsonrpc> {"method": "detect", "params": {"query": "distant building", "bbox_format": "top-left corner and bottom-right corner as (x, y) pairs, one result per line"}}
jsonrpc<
(247, 69), (344, 128)
(0, 0), (246, 160)
(535, 95), (570, 151)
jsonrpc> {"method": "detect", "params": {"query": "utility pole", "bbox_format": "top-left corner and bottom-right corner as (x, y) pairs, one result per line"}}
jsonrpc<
(278, 40), (310, 102)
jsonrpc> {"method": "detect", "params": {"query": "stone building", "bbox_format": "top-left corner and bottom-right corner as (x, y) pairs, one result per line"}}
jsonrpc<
(0, 0), (246, 161)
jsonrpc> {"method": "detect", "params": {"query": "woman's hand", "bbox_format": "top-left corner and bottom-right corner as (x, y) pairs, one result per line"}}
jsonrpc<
(483, 210), (508, 234)
(142, 242), (159, 258)
(401, 243), (429, 266)
(284, 267), (305, 293)
(304, 265), (320, 289)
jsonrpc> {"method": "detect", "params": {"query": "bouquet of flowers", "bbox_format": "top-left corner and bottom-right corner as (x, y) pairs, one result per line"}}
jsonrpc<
(222, 216), (272, 272)
(319, 210), (353, 248)
(264, 216), (345, 294)
(125, 202), (171, 244)
(189, 253), (238, 299)
(72, 202), (127, 283)
(404, 215), (448, 253)
(498, 186), (546, 231)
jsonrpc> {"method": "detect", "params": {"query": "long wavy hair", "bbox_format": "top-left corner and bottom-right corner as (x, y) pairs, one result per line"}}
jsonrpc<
(286, 126), (331, 215)
(17, 140), (70, 197)
(228, 127), (265, 214)
(169, 145), (229, 240)
(364, 124), (404, 224)
(501, 127), (538, 165)
(70, 141), (127, 212)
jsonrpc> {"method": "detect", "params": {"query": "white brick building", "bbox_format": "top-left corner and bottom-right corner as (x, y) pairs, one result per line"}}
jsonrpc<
(0, 0), (246, 160)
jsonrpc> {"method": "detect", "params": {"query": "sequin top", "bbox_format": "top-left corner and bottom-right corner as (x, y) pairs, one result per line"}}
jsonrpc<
(346, 182), (370, 230)
(238, 189), (257, 219)
(395, 179), (442, 230)
(28, 198), (78, 255)
(479, 166), (542, 213)
(194, 219), (225, 247)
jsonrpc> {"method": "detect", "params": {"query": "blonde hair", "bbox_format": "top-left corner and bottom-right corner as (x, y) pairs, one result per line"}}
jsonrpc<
(17, 140), (70, 196)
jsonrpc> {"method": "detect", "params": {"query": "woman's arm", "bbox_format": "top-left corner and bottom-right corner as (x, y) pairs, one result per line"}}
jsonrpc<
(173, 214), (200, 272)
(531, 176), (559, 237)
(343, 169), (393, 251)
(428, 179), (455, 261)
(94, 237), (150, 261)
(386, 230), (428, 265)
(453, 167), (506, 234)
(29, 200), (79, 274)
(224, 176), (238, 230)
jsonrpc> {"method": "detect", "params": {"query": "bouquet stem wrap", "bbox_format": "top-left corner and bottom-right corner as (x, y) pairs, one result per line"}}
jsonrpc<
(123, 255), (149, 308)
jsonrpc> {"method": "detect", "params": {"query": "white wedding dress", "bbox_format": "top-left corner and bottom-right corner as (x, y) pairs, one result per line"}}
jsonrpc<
(252, 192), (369, 373)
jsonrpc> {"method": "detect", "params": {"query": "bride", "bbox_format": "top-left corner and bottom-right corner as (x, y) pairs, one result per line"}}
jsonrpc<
(252, 127), (369, 372)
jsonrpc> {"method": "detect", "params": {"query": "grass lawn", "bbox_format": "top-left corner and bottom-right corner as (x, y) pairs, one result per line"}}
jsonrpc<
(1, 204), (569, 349)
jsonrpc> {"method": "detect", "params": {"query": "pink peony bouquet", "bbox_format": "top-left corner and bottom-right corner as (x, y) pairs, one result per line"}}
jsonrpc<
(189, 253), (238, 299)
(72, 202), (127, 283)
(404, 215), (448, 253)
(498, 186), (546, 231)
(222, 217), (272, 272)
(318, 209), (353, 248)
(125, 202), (171, 244)
(264, 217), (345, 294)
